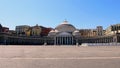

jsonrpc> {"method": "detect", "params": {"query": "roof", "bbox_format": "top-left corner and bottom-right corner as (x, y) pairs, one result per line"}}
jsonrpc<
(55, 20), (76, 32)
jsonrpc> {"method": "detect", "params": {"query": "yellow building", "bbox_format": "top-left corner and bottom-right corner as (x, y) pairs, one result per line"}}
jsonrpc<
(25, 29), (31, 36)
(16, 25), (30, 35)
(16, 24), (42, 36)
(31, 24), (42, 36)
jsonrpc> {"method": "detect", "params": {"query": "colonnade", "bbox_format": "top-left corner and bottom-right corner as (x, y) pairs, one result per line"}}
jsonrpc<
(55, 36), (73, 45)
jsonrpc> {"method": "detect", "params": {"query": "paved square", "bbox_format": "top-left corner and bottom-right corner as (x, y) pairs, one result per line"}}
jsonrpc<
(0, 45), (120, 68)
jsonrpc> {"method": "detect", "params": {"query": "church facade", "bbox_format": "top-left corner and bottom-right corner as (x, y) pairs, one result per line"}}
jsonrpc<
(0, 20), (120, 45)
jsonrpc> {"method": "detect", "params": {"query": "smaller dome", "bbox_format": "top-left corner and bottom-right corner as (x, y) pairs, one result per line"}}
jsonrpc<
(48, 30), (56, 36)
(49, 30), (55, 33)
(74, 30), (79, 33)
(54, 29), (59, 33)
(73, 30), (80, 36)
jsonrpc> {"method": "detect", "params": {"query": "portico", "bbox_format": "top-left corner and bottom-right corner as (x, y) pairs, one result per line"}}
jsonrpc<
(55, 32), (73, 45)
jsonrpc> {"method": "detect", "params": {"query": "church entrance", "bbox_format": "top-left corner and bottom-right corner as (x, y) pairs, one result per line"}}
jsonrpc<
(55, 32), (73, 45)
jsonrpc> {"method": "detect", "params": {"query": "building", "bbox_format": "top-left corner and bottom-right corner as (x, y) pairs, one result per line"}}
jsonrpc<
(41, 27), (52, 37)
(105, 24), (120, 35)
(16, 25), (30, 36)
(0, 21), (120, 45)
(16, 24), (52, 37)
(0, 24), (9, 33)
(79, 26), (104, 37)
(96, 26), (104, 36)
(48, 20), (78, 45)
(79, 29), (97, 37)
(8, 30), (16, 35)
(0, 24), (3, 32)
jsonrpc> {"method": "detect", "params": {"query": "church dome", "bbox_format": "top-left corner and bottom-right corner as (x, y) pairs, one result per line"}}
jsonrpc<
(55, 20), (76, 32)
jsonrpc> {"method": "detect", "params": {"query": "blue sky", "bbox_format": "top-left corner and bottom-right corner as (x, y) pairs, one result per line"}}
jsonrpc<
(0, 0), (120, 30)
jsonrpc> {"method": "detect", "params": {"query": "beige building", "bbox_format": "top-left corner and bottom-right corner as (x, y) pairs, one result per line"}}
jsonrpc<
(79, 26), (104, 37)
(106, 24), (120, 35)
(80, 29), (97, 37)
(96, 26), (104, 36)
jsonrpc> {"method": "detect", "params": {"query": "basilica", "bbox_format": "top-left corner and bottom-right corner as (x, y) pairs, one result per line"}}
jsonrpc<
(0, 20), (120, 45)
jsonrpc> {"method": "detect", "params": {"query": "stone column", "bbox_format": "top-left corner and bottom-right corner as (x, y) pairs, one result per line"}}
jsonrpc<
(68, 37), (70, 45)
(60, 37), (62, 45)
(70, 37), (72, 45)
(65, 37), (66, 45)
(67, 37), (68, 45)
(63, 37), (64, 45)
(72, 37), (73, 45)
(61, 37), (63, 45)
(54, 37), (56, 45)
(66, 37), (68, 45)
(62, 37), (63, 45)
(69, 37), (71, 45)
(57, 37), (58, 45)
(58, 37), (59, 45)
(60, 37), (62, 44)
(66, 37), (67, 45)
(59, 37), (60, 45)
(56, 37), (57, 45)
